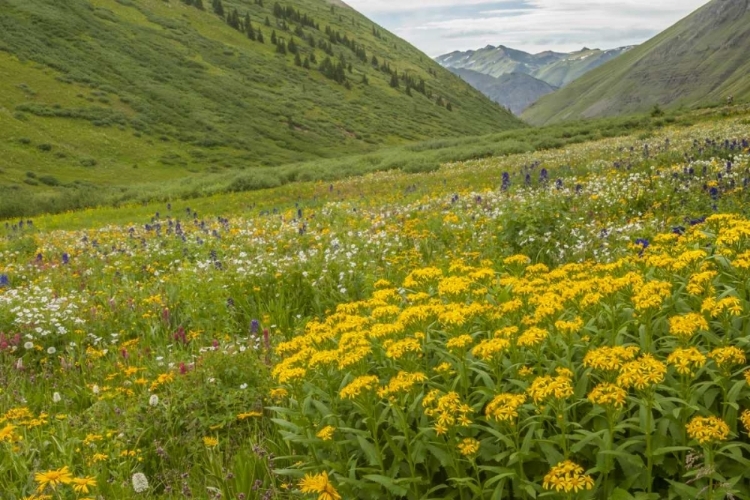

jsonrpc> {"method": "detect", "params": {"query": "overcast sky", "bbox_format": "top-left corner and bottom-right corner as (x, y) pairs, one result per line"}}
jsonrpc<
(345, 0), (710, 56)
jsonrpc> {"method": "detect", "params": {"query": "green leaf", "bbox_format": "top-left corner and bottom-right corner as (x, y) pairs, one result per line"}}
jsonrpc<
(356, 435), (381, 467)
(363, 474), (409, 497)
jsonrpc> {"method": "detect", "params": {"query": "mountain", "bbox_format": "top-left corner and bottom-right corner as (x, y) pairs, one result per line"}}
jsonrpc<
(449, 68), (557, 115)
(523, 0), (750, 125)
(435, 45), (633, 87)
(0, 0), (520, 206)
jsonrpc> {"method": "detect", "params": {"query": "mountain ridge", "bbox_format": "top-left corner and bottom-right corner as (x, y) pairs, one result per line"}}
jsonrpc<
(435, 45), (633, 87)
(523, 0), (750, 124)
(448, 68), (557, 115)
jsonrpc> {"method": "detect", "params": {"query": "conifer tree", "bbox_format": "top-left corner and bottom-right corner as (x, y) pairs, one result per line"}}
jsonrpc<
(257, 31), (265, 43)
(271, 30), (277, 45)
(294, 53), (302, 66)
(276, 40), (287, 55)
(194, 0), (204, 10)
(303, 57), (310, 69)
(390, 72), (399, 89)
(212, 0), (224, 17)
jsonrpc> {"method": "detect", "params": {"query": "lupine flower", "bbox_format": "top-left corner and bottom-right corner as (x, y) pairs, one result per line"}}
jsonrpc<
(0, 274), (8, 287)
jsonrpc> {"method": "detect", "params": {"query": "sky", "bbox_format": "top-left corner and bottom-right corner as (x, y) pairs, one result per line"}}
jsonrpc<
(345, 0), (710, 57)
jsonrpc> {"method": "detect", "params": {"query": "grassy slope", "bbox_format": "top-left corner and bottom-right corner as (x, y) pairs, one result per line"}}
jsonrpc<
(523, 0), (750, 125)
(0, 0), (519, 214)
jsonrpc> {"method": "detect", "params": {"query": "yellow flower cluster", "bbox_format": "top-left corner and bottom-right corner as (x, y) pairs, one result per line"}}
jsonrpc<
(316, 426), (335, 441)
(384, 337), (422, 359)
(485, 394), (527, 423)
(708, 346), (746, 370)
(527, 370), (574, 404)
(617, 355), (666, 390)
(741, 410), (750, 434)
(339, 375), (379, 400)
(422, 390), (473, 435)
(686, 416), (730, 445)
(457, 437), (480, 456)
(516, 327), (548, 347)
(632, 281), (672, 311)
(446, 334), (474, 351)
(376, 371), (427, 399)
(583, 346), (639, 371)
(542, 460), (595, 493)
(667, 347), (707, 376)
(587, 383), (627, 409)
(668, 313), (709, 341)
(471, 337), (510, 360)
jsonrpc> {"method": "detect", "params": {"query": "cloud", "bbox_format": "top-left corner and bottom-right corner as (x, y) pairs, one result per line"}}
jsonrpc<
(345, 0), (710, 56)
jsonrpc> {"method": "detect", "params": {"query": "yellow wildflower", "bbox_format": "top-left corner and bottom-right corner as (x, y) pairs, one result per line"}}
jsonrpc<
(339, 375), (379, 400)
(71, 477), (97, 494)
(709, 346), (746, 370)
(668, 313), (709, 341)
(35, 466), (73, 492)
(617, 355), (666, 390)
(298, 471), (341, 500)
(686, 416), (730, 445)
(667, 347), (706, 376)
(485, 394), (526, 422)
(587, 383), (627, 409)
(203, 437), (218, 448)
(543, 460), (594, 493)
(316, 426), (335, 441)
(457, 438), (480, 456)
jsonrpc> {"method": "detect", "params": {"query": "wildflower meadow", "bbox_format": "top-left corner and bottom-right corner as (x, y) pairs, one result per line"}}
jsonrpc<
(3, 115), (750, 499)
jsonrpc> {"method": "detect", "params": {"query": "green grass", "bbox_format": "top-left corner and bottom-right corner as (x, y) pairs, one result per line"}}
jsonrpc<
(3, 102), (735, 220)
(523, 0), (750, 124)
(0, 0), (520, 216)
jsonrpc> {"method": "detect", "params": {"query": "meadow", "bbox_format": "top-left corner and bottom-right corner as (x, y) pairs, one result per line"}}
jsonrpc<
(3, 111), (750, 499)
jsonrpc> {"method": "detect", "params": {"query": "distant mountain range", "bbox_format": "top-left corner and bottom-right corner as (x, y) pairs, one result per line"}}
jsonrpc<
(523, 0), (750, 124)
(436, 45), (633, 114)
(447, 68), (557, 115)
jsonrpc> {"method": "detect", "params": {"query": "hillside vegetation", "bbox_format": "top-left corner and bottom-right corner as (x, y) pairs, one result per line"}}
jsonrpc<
(523, 0), (750, 124)
(3, 106), (750, 499)
(0, 0), (519, 215)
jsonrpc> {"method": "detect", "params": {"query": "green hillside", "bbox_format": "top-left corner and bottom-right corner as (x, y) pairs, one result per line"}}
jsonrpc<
(0, 0), (520, 215)
(523, 0), (750, 125)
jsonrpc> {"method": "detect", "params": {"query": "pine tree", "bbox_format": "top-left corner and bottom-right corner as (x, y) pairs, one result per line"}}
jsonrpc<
(405, 85), (412, 96)
(294, 53), (302, 66)
(390, 72), (399, 89)
(446, 102), (453, 111)
(265, 16), (271, 27)
(276, 40), (287, 55)
(193, 0), (204, 10)
(288, 37), (298, 55)
(257, 31), (265, 43)
(271, 30), (277, 45)
(246, 19), (256, 40)
(361, 73), (369, 85)
(212, 0), (224, 17)
(303, 57), (310, 69)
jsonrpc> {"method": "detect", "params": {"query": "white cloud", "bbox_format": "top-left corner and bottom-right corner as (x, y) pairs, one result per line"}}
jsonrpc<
(345, 0), (710, 56)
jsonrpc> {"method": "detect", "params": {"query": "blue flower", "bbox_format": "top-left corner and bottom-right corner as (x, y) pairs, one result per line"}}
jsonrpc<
(62, 253), (70, 265)
(0, 274), (8, 287)
(250, 319), (260, 334)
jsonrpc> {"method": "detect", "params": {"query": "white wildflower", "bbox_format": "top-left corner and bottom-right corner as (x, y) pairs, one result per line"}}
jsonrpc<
(47, 346), (56, 355)
(132, 472), (149, 493)
(24, 341), (34, 350)
(52, 392), (62, 403)
(149, 394), (159, 407)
